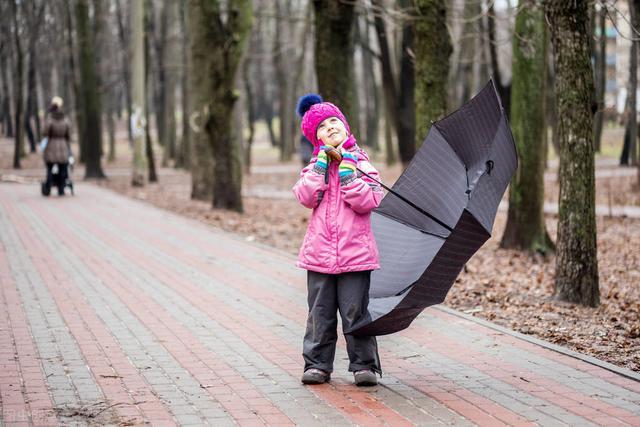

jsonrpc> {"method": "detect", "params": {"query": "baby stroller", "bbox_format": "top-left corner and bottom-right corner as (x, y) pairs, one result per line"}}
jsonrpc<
(41, 158), (74, 196)
(40, 138), (75, 196)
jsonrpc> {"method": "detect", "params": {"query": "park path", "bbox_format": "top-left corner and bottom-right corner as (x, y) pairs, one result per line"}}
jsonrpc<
(1, 182), (639, 426)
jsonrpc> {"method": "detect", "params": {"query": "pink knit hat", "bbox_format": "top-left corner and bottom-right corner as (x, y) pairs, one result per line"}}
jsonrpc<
(297, 94), (353, 155)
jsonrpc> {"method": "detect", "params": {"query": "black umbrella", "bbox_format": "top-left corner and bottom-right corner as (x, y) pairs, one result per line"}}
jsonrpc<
(348, 79), (518, 336)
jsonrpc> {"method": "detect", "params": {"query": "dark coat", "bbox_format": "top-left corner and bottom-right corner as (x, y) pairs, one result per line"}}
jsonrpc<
(43, 111), (71, 164)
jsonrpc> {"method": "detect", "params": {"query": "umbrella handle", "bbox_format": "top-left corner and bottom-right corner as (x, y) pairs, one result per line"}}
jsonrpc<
(326, 147), (342, 162)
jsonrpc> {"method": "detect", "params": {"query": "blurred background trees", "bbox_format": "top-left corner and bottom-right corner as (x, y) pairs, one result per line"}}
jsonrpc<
(2, 0), (640, 306)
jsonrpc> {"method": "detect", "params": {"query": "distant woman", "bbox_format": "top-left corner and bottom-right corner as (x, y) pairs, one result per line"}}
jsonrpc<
(42, 96), (72, 196)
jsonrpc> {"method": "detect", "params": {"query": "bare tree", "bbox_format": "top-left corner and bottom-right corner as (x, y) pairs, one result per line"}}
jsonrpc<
(131, 0), (147, 186)
(545, 0), (599, 307)
(635, 0), (640, 185)
(313, 0), (358, 137)
(357, 7), (380, 151)
(501, 0), (553, 254)
(243, 22), (259, 173)
(187, 0), (252, 211)
(115, 0), (133, 144)
(144, 0), (158, 182)
(176, 0), (190, 169)
(621, 1), (638, 167)
(161, 0), (179, 167)
(273, 0), (294, 160)
(414, 0), (452, 146)
(63, 0), (82, 161)
(487, 1), (511, 118)
(593, 3), (606, 152)
(371, 0), (414, 165)
(148, 0), (166, 150)
(76, 0), (105, 178)
(10, 0), (24, 168)
(0, 1), (14, 138)
(24, 0), (46, 152)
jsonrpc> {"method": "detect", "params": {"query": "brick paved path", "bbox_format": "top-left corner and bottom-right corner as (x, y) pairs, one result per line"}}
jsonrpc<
(1, 182), (639, 426)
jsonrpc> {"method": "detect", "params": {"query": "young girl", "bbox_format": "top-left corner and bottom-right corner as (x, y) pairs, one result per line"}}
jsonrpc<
(293, 94), (383, 386)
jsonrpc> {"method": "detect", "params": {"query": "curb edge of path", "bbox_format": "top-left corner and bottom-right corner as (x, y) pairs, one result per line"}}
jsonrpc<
(435, 305), (640, 383)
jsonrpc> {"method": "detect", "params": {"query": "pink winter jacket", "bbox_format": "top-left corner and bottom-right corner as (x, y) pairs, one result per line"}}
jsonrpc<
(293, 144), (383, 274)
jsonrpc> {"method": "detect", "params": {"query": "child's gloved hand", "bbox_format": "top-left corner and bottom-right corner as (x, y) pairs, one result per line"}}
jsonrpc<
(316, 147), (330, 171)
(320, 145), (342, 162)
(339, 151), (358, 185)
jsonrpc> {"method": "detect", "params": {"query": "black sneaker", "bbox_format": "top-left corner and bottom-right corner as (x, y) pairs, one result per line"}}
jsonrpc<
(301, 368), (330, 384)
(354, 370), (377, 386)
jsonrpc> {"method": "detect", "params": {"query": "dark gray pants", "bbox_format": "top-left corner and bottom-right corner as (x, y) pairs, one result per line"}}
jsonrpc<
(303, 270), (381, 374)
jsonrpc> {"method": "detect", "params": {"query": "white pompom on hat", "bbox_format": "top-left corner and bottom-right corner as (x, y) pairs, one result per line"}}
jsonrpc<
(51, 96), (64, 108)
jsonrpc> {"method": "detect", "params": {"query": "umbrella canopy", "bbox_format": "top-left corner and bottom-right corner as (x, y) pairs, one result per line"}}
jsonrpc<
(348, 79), (518, 336)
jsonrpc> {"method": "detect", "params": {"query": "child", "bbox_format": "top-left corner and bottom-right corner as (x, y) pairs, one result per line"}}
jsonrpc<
(293, 94), (383, 386)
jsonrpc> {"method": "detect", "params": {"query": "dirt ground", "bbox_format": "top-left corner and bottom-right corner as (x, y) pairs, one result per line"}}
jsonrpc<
(2, 125), (639, 372)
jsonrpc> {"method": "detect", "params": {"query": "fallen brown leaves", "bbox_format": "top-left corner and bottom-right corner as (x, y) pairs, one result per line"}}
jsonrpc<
(448, 214), (640, 372)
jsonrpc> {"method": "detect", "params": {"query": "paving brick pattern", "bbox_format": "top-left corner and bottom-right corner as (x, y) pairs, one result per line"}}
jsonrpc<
(1, 183), (639, 426)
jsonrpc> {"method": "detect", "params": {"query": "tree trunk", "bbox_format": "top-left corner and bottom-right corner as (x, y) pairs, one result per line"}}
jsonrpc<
(149, 0), (166, 150)
(635, 0), (640, 181)
(471, 0), (486, 95)
(145, 116), (158, 182)
(115, 0), (134, 145)
(501, 0), (553, 254)
(176, 0), (190, 169)
(188, 0), (251, 212)
(63, 0), (84, 162)
(253, 15), (277, 149)
(273, 0), (294, 161)
(161, 0), (178, 167)
(11, 0), (24, 169)
(414, 0), (451, 148)
(131, 0), (147, 186)
(488, 2), (511, 118)
(0, 35), (14, 138)
(265, 111), (278, 147)
(313, 0), (358, 137)
(384, 111), (396, 166)
(545, 0), (599, 307)
(360, 11), (380, 151)
(243, 40), (255, 174)
(622, 1), (638, 166)
(187, 0), (214, 200)
(371, 0), (398, 136)
(593, 4), (606, 152)
(291, 4), (312, 150)
(456, 0), (475, 107)
(397, 1), (416, 165)
(546, 41), (560, 158)
(93, 0), (105, 160)
(76, 0), (105, 178)
(24, 0), (45, 152)
(144, 0), (158, 183)
(25, 40), (38, 152)
(107, 92), (116, 162)
(373, 0), (415, 164)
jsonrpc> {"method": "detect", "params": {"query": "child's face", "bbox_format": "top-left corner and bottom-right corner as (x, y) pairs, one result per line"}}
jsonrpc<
(316, 116), (347, 147)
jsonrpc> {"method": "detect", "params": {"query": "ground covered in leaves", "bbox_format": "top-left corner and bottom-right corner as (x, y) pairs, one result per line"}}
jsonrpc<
(2, 133), (639, 372)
